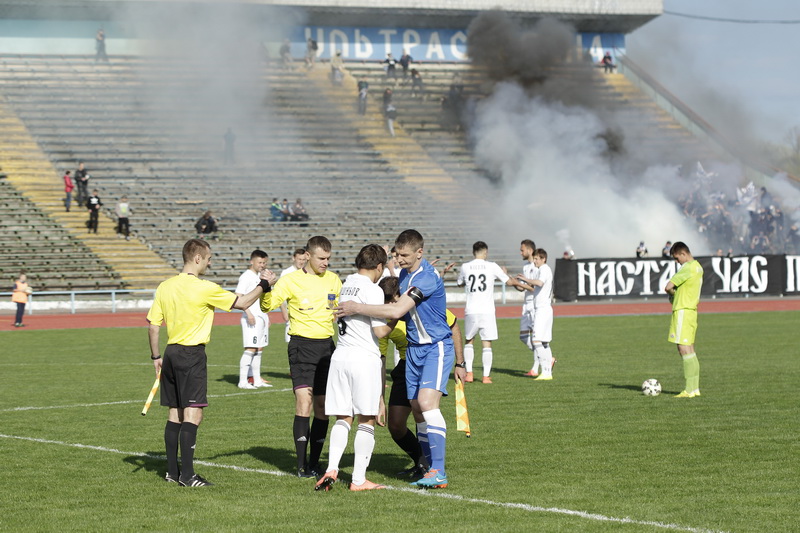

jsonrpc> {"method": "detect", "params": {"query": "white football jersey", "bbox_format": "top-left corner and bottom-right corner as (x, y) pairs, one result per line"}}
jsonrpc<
(457, 258), (509, 315)
(533, 263), (553, 308)
(280, 265), (298, 278)
(236, 269), (267, 317)
(335, 273), (387, 357)
(522, 262), (539, 306)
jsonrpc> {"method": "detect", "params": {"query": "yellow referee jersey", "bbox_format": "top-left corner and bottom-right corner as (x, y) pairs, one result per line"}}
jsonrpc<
(147, 273), (236, 346)
(379, 309), (457, 361)
(260, 268), (342, 339)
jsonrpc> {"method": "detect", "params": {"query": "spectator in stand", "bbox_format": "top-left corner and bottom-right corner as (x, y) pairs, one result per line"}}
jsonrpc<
(636, 241), (649, 258)
(86, 189), (102, 234)
(290, 198), (310, 225)
(11, 272), (32, 328)
(223, 128), (236, 165)
(382, 88), (393, 109)
(115, 195), (131, 240)
(750, 231), (770, 254)
(305, 37), (318, 69)
(269, 198), (286, 222)
(789, 224), (800, 254)
(279, 39), (292, 69)
(357, 78), (369, 115)
(330, 51), (344, 86)
(399, 50), (413, 80)
(75, 162), (90, 206)
(385, 101), (397, 138)
(95, 28), (108, 63)
(662, 241), (672, 258)
(384, 53), (398, 82)
(601, 51), (614, 73)
(195, 210), (218, 239)
(280, 199), (291, 220)
(410, 69), (424, 98)
(63, 170), (74, 212)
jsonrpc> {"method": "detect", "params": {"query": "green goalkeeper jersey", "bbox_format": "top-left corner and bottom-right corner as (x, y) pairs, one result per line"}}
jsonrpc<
(669, 260), (703, 311)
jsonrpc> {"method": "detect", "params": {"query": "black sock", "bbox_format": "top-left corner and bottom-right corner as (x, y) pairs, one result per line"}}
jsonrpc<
(307, 417), (330, 468)
(179, 422), (198, 480)
(394, 428), (425, 466)
(164, 421), (181, 478)
(293, 415), (310, 470)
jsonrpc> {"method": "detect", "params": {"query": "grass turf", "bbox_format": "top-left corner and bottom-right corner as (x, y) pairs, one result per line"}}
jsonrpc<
(0, 312), (797, 532)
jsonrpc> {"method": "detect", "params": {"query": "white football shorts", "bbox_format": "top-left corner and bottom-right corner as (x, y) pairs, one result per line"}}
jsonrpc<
(324, 348), (382, 417)
(531, 305), (553, 343)
(241, 313), (269, 348)
(520, 302), (535, 332)
(464, 313), (499, 341)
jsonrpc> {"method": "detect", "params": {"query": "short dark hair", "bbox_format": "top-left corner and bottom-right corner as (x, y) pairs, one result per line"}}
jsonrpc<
(355, 244), (388, 270)
(396, 229), (424, 251)
(670, 241), (691, 256)
(250, 249), (268, 260)
(306, 236), (331, 254)
(379, 276), (401, 303)
(473, 241), (488, 255)
(292, 247), (306, 257)
(183, 239), (210, 263)
(534, 248), (548, 261)
(521, 239), (536, 250)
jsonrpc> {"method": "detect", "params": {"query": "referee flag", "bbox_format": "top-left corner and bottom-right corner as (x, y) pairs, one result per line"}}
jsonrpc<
(455, 380), (471, 437)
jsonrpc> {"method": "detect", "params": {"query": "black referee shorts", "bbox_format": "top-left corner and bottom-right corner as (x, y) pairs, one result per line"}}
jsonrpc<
(288, 335), (334, 395)
(160, 344), (208, 408)
(388, 359), (411, 408)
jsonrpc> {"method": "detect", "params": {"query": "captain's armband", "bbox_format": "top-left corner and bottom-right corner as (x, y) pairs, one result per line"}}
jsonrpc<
(406, 286), (424, 305)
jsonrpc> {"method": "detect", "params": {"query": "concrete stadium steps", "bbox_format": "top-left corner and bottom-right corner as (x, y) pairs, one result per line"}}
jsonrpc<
(0, 103), (178, 289)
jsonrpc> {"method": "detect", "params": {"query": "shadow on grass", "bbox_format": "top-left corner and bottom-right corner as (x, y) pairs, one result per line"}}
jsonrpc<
(491, 366), (532, 378)
(206, 446), (297, 475)
(600, 383), (681, 395)
(123, 452), (167, 480)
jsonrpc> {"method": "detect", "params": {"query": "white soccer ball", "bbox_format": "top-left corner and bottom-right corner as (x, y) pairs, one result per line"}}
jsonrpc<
(642, 379), (662, 396)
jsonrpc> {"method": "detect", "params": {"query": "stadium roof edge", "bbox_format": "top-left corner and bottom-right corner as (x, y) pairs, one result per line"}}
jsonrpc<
(0, 0), (662, 34)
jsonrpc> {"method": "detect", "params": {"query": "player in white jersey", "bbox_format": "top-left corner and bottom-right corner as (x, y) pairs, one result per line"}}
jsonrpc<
(280, 248), (308, 342)
(514, 239), (542, 376)
(456, 241), (522, 383)
(524, 249), (555, 380)
(235, 250), (273, 389)
(316, 244), (393, 492)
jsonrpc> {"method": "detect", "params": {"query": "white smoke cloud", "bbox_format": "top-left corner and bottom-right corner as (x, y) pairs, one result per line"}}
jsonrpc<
(470, 82), (705, 258)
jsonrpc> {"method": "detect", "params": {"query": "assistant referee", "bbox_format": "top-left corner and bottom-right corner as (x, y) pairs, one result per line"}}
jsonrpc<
(147, 239), (276, 487)
(260, 235), (342, 477)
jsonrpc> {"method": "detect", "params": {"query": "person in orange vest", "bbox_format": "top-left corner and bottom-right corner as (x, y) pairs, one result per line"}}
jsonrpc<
(11, 272), (32, 328)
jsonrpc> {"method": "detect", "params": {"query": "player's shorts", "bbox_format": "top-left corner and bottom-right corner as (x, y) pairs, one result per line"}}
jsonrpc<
(405, 339), (454, 400)
(520, 302), (534, 332)
(668, 309), (697, 345)
(160, 344), (208, 408)
(464, 313), (499, 341)
(241, 313), (269, 348)
(325, 348), (382, 416)
(288, 335), (334, 394)
(389, 359), (410, 408)
(531, 305), (553, 343)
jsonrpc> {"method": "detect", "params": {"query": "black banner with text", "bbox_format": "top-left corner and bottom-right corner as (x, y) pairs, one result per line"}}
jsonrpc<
(554, 255), (800, 301)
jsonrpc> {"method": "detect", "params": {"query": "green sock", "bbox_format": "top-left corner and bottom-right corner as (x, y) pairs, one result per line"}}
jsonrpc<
(682, 353), (699, 392)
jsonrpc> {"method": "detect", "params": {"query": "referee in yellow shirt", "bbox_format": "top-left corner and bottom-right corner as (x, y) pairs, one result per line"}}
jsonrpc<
(147, 239), (277, 487)
(260, 236), (342, 477)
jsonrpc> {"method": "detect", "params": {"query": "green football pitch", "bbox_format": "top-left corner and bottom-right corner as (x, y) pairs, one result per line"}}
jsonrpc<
(0, 313), (796, 532)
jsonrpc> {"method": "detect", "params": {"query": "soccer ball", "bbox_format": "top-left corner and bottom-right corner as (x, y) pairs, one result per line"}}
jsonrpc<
(642, 379), (662, 396)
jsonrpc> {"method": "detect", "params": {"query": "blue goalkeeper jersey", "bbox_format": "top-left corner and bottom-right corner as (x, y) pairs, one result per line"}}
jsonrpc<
(399, 259), (451, 345)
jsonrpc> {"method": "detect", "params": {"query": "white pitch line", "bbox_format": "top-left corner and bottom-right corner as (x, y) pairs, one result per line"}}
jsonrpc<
(0, 433), (725, 533)
(0, 388), (293, 412)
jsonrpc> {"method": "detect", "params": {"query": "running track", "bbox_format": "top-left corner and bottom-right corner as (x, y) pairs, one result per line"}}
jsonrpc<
(3, 298), (799, 331)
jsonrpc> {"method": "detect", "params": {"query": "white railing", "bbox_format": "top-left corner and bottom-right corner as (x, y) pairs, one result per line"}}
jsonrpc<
(1, 281), (520, 315)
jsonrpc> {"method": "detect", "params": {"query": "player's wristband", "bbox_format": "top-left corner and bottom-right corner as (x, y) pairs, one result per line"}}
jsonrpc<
(258, 279), (272, 292)
(151, 355), (161, 360)
(454, 362), (466, 369)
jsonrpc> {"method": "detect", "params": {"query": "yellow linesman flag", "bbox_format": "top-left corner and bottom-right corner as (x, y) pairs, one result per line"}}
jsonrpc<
(455, 380), (471, 437)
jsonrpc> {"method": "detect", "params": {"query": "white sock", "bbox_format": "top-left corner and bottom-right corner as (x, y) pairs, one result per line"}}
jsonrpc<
(483, 347), (493, 378)
(326, 419), (350, 473)
(351, 424), (375, 486)
(252, 350), (263, 383)
(393, 347), (400, 367)
(239, 351), (253, 385)
(540, 343), (553, 377)
(533, 343), (544, 374)
(464, 343), (474, 373)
